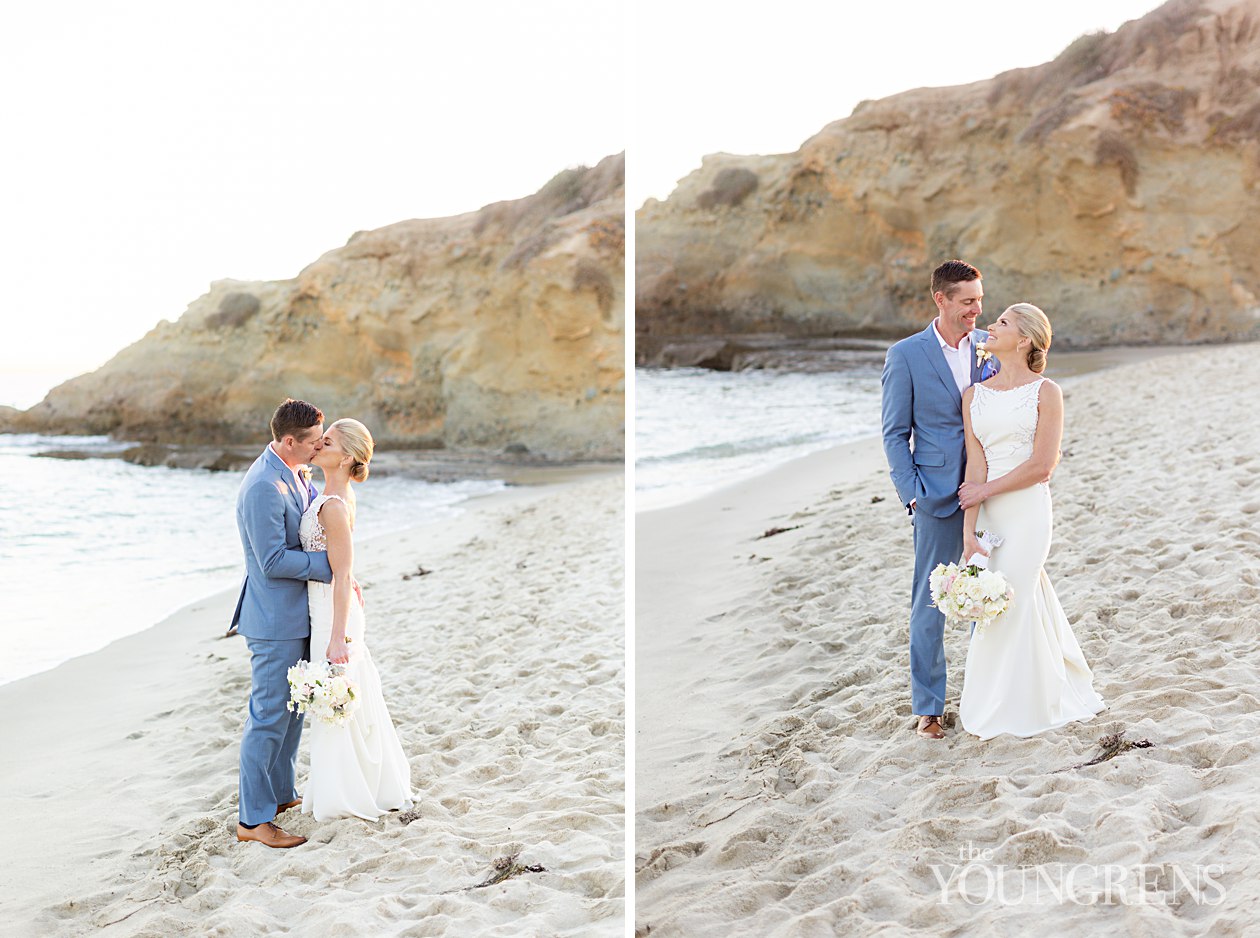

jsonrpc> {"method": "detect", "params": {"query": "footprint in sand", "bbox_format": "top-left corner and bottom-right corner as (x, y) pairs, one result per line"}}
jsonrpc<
(636, 840), (707, 880)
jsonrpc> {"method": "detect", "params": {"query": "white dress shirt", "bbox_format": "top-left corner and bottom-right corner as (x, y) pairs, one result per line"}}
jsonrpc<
(932, 319), (973, 394)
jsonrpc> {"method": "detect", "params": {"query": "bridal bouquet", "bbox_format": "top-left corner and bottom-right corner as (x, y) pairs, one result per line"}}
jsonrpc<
(287, 659), (360, 726)
(929, 531), (1013, 632)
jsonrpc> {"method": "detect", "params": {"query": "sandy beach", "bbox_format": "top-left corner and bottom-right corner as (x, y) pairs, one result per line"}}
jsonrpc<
(636, 344), (1260, 935)
(0, 473), (624, 936)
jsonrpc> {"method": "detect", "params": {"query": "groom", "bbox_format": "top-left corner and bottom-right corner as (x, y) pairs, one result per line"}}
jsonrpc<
(881, 260), (995, 740)
(230, 398), (332, 847)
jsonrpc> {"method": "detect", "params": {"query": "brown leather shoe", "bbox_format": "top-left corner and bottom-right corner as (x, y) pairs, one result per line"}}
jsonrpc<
(236, 821), (306, 848)
(916, 715), (946, 739)
(276, 798), (302, 814)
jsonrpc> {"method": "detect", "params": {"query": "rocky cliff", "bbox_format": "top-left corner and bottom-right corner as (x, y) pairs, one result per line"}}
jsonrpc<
(637, 0), (1260, 360)
(22, 153), (624, 458)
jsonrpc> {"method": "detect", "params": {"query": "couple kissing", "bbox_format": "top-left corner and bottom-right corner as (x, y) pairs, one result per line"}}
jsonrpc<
(231, 399), (413, 848)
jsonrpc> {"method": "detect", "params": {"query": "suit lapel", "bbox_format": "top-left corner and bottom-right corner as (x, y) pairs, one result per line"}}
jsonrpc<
(918, 324), (962, 408)
(263, 445), (305, 515)
(970, 329), (987, 385)
(287, 473), (305, 515)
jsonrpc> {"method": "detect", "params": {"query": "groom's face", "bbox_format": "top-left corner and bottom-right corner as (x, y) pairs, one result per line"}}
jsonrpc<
(936, 279), (983, 335)
(302, 425), (325, 462)
(290, 424), (324, 463)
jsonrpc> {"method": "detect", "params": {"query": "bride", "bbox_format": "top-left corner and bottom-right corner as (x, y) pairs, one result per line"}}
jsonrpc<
(956, 303), (1106, 739)
(299, 418), (414, 820)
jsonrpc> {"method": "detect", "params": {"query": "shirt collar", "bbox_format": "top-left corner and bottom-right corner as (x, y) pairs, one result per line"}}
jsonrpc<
(932, 319), (972, 352)
(268, 442), (305, 480)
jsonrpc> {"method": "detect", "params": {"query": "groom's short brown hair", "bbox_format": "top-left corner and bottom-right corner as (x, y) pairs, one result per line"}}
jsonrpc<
(270, 398), (324, 442)
(931, 260), (982, 298)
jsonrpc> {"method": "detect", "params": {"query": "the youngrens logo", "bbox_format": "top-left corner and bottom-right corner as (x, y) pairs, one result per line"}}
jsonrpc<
(930, 844), (1225, 906)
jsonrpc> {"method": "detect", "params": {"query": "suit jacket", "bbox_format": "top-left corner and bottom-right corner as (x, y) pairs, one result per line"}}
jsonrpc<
(880, 323), (996, 518)
(230, 445), (333, 640)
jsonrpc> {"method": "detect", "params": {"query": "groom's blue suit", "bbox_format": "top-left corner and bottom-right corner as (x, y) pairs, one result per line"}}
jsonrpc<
(232, 445), (332, 826)
(881, 323), (994, 715)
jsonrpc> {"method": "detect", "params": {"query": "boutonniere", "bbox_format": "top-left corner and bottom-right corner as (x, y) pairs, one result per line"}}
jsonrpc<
(975, 343), (993, 368)
(299, 466), (313, 486)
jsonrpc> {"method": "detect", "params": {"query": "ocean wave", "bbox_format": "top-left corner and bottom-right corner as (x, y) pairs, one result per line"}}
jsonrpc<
(639, 429), (854, 465)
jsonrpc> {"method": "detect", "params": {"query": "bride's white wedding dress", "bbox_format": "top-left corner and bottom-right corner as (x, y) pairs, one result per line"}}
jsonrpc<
(298, 493), (414, 820)
(959, 379), (1106, 739)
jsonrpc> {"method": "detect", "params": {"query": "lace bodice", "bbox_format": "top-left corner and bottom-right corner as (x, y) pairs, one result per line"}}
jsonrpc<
(969, 379), (1045, 478)
(299, 493), (349, 551)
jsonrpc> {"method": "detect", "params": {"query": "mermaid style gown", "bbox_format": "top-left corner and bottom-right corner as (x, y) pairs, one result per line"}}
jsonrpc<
(958, 379), (1106, 739)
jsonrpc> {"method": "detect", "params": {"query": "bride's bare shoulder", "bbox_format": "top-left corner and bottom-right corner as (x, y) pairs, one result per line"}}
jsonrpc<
(317, 495), (351, 524)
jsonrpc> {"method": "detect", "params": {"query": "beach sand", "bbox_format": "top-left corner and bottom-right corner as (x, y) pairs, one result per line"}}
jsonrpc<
(635, 344), (1260, 935)
(0, 474), (624, 937)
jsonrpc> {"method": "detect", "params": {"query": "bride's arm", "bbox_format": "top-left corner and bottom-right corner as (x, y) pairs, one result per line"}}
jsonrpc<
(960, 387), (987, 562)
(959, 381), (1064, 509)
(320, 500), (355, 665)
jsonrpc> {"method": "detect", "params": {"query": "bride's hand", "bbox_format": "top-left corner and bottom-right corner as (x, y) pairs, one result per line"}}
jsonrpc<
(326, 637), (351, 665)
(958, 481), (988, 510)
(963, 534), (989, 563)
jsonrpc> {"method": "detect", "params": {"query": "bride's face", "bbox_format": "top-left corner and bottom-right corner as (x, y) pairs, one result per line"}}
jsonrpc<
(985, 312), (1027, 354)
(312, 427), (351, 472)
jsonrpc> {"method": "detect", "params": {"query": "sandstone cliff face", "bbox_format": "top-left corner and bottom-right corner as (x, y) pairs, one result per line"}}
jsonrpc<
(637, 0), (1260, 357)
(26, 154), (624, 458)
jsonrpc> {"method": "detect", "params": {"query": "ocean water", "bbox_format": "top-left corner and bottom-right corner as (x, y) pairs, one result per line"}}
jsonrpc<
(634, 346), (1186, 512)
(635, 364), (884, 511)
(0, 435), (504, 686)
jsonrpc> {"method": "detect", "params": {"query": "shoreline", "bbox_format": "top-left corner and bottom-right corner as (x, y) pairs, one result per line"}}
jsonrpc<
(635, 343), (1260, 934)
(635, 342), (1197, 514)
(636, 334), (1205, 370)
(1, 471), (625, 935)
(0, 459), (618, 691)
(18, 436), (623, 486)
(4, 470), (584, 691)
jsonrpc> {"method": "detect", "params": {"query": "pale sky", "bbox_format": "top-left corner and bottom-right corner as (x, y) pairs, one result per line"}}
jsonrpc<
(1, 0), (626, 408)
(634, 0), (1164, 207)
(3, 1), (1167, 409)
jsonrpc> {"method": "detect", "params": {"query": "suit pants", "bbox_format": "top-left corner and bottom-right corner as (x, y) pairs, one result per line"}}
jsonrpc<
(239, 635), (308, 826)
(910, 508), (963, 715)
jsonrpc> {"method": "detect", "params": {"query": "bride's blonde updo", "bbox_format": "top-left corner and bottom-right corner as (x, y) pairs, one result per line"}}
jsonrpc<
(1006, 302), (1053, 374)
(330, 418), (374, 482)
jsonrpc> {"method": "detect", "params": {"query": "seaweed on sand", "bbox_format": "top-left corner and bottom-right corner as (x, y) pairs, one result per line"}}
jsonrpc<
(1054, 730), (1154, 773)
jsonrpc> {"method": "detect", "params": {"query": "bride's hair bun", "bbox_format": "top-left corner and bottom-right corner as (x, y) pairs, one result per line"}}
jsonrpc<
(1006, 302), (1052, 374)
(329, 418), (374, 482)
